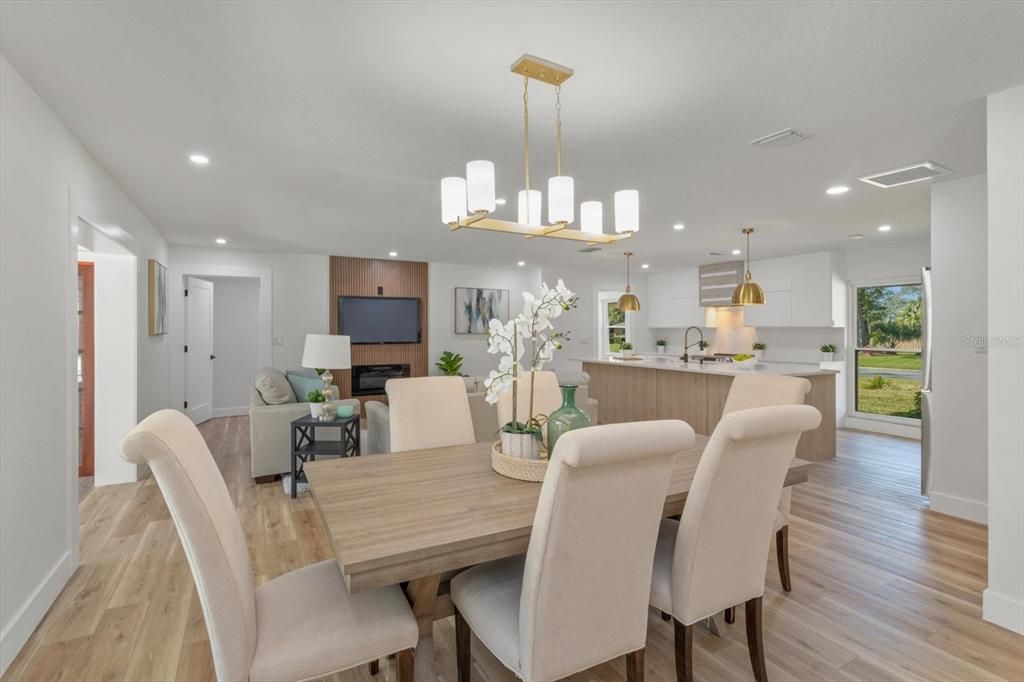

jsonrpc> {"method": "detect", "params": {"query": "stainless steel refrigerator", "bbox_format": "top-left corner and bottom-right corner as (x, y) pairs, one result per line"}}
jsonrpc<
(920, 266), (933, 496)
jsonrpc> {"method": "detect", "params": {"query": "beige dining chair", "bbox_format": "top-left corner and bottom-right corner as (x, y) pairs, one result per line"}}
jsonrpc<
(496, 370), (562, 427)
(385, 376), (476, 452)
(649, 404), (821, 682)
(451, 419), (696, 682)
(722, 373), (812, 595)
(119, 410), (418, 682)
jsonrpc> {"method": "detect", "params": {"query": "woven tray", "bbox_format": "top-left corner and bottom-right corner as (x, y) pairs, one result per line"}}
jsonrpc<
(491, 442), (548, 482)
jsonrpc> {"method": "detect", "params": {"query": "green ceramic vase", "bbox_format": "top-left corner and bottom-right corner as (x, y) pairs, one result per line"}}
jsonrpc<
(546, 385), (592, 454)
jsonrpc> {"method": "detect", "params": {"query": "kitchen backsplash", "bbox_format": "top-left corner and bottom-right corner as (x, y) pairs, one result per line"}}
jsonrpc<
(648, 326), (846, 363)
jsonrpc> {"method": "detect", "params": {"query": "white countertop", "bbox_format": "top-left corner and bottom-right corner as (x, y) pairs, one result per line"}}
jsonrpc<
(576, 355), (838, 377)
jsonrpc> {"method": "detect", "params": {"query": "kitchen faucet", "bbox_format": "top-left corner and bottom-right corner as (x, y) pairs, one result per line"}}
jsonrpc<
(681, 326), (705, 363)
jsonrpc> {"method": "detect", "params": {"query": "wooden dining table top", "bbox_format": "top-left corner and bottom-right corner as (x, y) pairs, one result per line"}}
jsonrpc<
(305, 436), (813, 594)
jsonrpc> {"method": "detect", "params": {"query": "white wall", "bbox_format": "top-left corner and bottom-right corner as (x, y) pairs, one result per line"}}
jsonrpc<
(427, 263), (542, 377)
(984, 84), (1024, 635)
(0, 55), (169, 674)
(928, 174), (988, 523)
(208, 277), (261, 416)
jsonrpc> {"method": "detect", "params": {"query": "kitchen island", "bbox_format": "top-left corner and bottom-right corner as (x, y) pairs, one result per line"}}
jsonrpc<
(579, 356), (837, 460)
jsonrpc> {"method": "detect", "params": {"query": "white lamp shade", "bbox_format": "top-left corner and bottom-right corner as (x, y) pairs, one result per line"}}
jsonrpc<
(441, 177), (468, 224)
(301, 334), (351, 370)
(518, 189), (542, 226)
(614, 189), (640, 233)
(466, 160), (496, 213)
(580, 201), (603, 234)
(548, 176), (574, 223)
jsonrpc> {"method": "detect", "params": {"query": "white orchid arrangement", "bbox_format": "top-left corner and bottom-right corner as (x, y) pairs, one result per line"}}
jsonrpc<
(484, 280), (579, 436)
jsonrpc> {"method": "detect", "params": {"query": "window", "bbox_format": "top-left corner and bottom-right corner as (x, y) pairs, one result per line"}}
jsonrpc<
(853, 283), (922, 420)
(598, 292), (632, 355)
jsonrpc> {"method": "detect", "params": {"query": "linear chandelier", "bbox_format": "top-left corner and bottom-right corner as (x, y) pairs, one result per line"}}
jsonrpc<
(440, 54), (638, 245)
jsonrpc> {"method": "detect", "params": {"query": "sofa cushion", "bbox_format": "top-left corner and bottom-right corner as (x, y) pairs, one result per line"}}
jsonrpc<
(254, 368), (296, 405)
(286, 372), (323, 403)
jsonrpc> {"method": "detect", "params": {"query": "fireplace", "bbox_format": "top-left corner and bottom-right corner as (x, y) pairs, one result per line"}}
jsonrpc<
(351, 364), (411, 396)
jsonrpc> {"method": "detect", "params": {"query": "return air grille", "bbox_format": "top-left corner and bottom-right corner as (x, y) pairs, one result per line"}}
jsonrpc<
(859, 162), (951, 188)
(749, 128), (809, 148)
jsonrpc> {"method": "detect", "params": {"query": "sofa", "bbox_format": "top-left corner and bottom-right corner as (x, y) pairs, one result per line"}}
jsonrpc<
(248, 368), (360, 479)
(364, 374), (598, 455)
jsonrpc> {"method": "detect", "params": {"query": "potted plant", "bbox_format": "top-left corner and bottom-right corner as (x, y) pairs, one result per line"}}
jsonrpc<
(306, 389), (326, 418)
(656, 339), (667, 354)
(820, 343), (836, 361)
(619, 342), (635, 358)
(484, 280), (578, 461)
(435, 350), (464, 376)
(752, 342), (766, 361)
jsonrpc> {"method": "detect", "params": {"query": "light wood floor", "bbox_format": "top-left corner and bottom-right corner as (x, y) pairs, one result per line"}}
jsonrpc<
(4, 418), (1022, 682)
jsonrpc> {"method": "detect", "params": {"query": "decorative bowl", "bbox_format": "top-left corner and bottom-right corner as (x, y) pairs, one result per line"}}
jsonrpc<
(731, 357), (758, 369)
(491, 442), (548, 482)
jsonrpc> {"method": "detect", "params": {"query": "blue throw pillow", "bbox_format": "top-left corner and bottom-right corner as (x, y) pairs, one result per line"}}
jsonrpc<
(287, 368), (320, 380)
(286, 373), (324, 402)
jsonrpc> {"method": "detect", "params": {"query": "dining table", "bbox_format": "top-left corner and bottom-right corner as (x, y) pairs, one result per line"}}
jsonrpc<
(304, 436), (812, 679)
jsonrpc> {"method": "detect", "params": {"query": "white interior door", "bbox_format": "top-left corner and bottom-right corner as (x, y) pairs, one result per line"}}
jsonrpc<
(185, 276), (215, 424)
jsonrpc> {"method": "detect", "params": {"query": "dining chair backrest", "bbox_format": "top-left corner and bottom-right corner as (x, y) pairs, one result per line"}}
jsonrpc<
(519, 419), (696, 681)
(671, 405), (821, 625)
(119, 410), (256, 682)
(496, 370), (562, 428)
(722, 373), (811, 414)
(385, 376), (476, 452)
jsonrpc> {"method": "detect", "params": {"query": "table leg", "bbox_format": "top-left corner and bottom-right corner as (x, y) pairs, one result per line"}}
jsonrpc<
(704, 613), (722, 637)
(404, 575), (441, 681)
(290, 425), (298, 499)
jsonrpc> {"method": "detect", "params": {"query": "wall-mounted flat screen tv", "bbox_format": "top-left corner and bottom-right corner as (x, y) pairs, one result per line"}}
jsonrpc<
(338, 296), (421, 344)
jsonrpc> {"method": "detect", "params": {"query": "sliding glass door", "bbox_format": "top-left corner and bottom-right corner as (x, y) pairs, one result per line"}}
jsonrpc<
(853, 282), (923, 420)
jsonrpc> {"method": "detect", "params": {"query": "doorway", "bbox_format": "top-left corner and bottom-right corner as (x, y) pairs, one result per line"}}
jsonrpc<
(185, 276), (215, 424)
(77, 261), (94, 479)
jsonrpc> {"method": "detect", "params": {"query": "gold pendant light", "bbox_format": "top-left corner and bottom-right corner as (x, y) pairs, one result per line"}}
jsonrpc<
(731, 227), (766, 305)
(618, 252), (641, 311)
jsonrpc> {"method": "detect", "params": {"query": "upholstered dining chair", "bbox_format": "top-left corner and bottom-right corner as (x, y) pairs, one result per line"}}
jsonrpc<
(496, 370), (562, 427)
(451, 419), (696, 682)
(119, 410), (418, 682)
(649, 404), (821, 682)
(722, 373), (812, 595)
(385, 376), (476, 452)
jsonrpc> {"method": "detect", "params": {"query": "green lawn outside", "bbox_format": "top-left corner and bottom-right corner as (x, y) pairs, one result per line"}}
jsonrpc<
(857, 352), (922, 370)
(857, 376), (922, 418)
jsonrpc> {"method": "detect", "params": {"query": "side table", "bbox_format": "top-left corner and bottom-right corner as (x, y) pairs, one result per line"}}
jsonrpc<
(289, 413), (360, 498)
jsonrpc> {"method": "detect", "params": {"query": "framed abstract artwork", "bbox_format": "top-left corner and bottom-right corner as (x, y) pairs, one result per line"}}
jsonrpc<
(454, 287), (509, 334)
(148, 259), (168, 335)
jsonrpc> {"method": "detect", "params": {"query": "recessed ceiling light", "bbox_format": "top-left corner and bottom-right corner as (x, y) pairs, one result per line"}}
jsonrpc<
(849, 233), (864, 240)
(215, 237), (227, 245)
(641, 263), (650, 269)
(731, 249), (742, 255)
(495, 197), (507, 206)
(189, 153), (210, 166)
(517, 260), (526, 267)
(388, 251), (398, 257)
(826, 185), (849, 195)
(673, 223), (685, 231)
(878, 225), (892, 232)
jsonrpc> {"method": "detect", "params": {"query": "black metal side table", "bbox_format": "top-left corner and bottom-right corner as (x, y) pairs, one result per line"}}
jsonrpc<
(289, 413), (360, 498)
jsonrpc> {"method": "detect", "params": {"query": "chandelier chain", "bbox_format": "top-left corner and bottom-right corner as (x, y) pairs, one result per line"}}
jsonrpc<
(555, 84), (563, 176)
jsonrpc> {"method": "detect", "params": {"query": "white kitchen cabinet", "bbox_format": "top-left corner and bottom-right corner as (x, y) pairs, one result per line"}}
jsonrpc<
(670, 266), (699, 299)
(648, 270), (704, 328)
(647, 273), (674, 328)
(748, 255), (791, 292)
(741, 251), (845, 327)
(743, 289), (792, 327)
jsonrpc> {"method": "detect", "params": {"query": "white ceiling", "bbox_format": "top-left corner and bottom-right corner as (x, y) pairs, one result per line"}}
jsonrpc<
(2, 1), (1021, 271)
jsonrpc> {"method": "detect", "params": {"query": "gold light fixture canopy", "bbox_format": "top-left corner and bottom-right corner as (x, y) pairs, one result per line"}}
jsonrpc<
(618, 252), (641, 311)
(731, 227), (766, 305)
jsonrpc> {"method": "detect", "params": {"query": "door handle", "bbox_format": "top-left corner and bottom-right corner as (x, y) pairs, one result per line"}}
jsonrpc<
(210, 354), (217, 360)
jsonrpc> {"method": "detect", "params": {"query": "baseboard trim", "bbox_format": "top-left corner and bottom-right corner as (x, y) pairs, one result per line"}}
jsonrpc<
(213, 406), (249, 418)
(983, 588), (1024, 634)
(0, 550), (74, 676)
(928, 491), (988, 524)
(843, 416), (921, 440)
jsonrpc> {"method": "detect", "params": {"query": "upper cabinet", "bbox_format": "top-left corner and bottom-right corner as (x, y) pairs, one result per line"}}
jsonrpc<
(648, 267), (704, 328)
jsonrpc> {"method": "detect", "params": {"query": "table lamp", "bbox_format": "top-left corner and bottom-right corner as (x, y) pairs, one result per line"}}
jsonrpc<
(301, 334), (351, 403)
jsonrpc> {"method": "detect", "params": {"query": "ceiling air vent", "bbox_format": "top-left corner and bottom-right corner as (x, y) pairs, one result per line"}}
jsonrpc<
(859, 162), (951, 188)
(578, 245), (602, 253)
(749, 128), (808, 148)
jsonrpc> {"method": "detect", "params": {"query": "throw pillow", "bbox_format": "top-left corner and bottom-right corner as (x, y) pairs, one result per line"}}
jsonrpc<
(287, 373), (324, 403)
(254, 368), (296, 405)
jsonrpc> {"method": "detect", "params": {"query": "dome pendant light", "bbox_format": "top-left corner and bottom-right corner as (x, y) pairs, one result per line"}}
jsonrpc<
(731, 227), (766, 305)
(618, 252), (641, 311)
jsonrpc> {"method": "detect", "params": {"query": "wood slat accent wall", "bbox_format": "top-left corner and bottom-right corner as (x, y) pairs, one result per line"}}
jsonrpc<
(329, 256), (429, 408)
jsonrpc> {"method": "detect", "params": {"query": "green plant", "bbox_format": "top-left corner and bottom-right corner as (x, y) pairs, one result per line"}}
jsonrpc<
(865, 374), (887, 390)
(821, 344), (836, 353)
(435, 350), (464, 376)
(305, 389), (325, 403)
(752, 342), (766, 350)
(656, 339), (667, 347)
(620, 342), (634, 350)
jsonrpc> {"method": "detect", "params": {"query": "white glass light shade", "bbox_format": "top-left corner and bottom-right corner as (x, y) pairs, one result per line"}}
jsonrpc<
(466, 160), (496, 213)
(614, 190), (639, 233)
(548, 176), (575, 223)
(580, 201), (603, 234)
(518, 189), (542, 226)
(441, 177), (468, 224)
